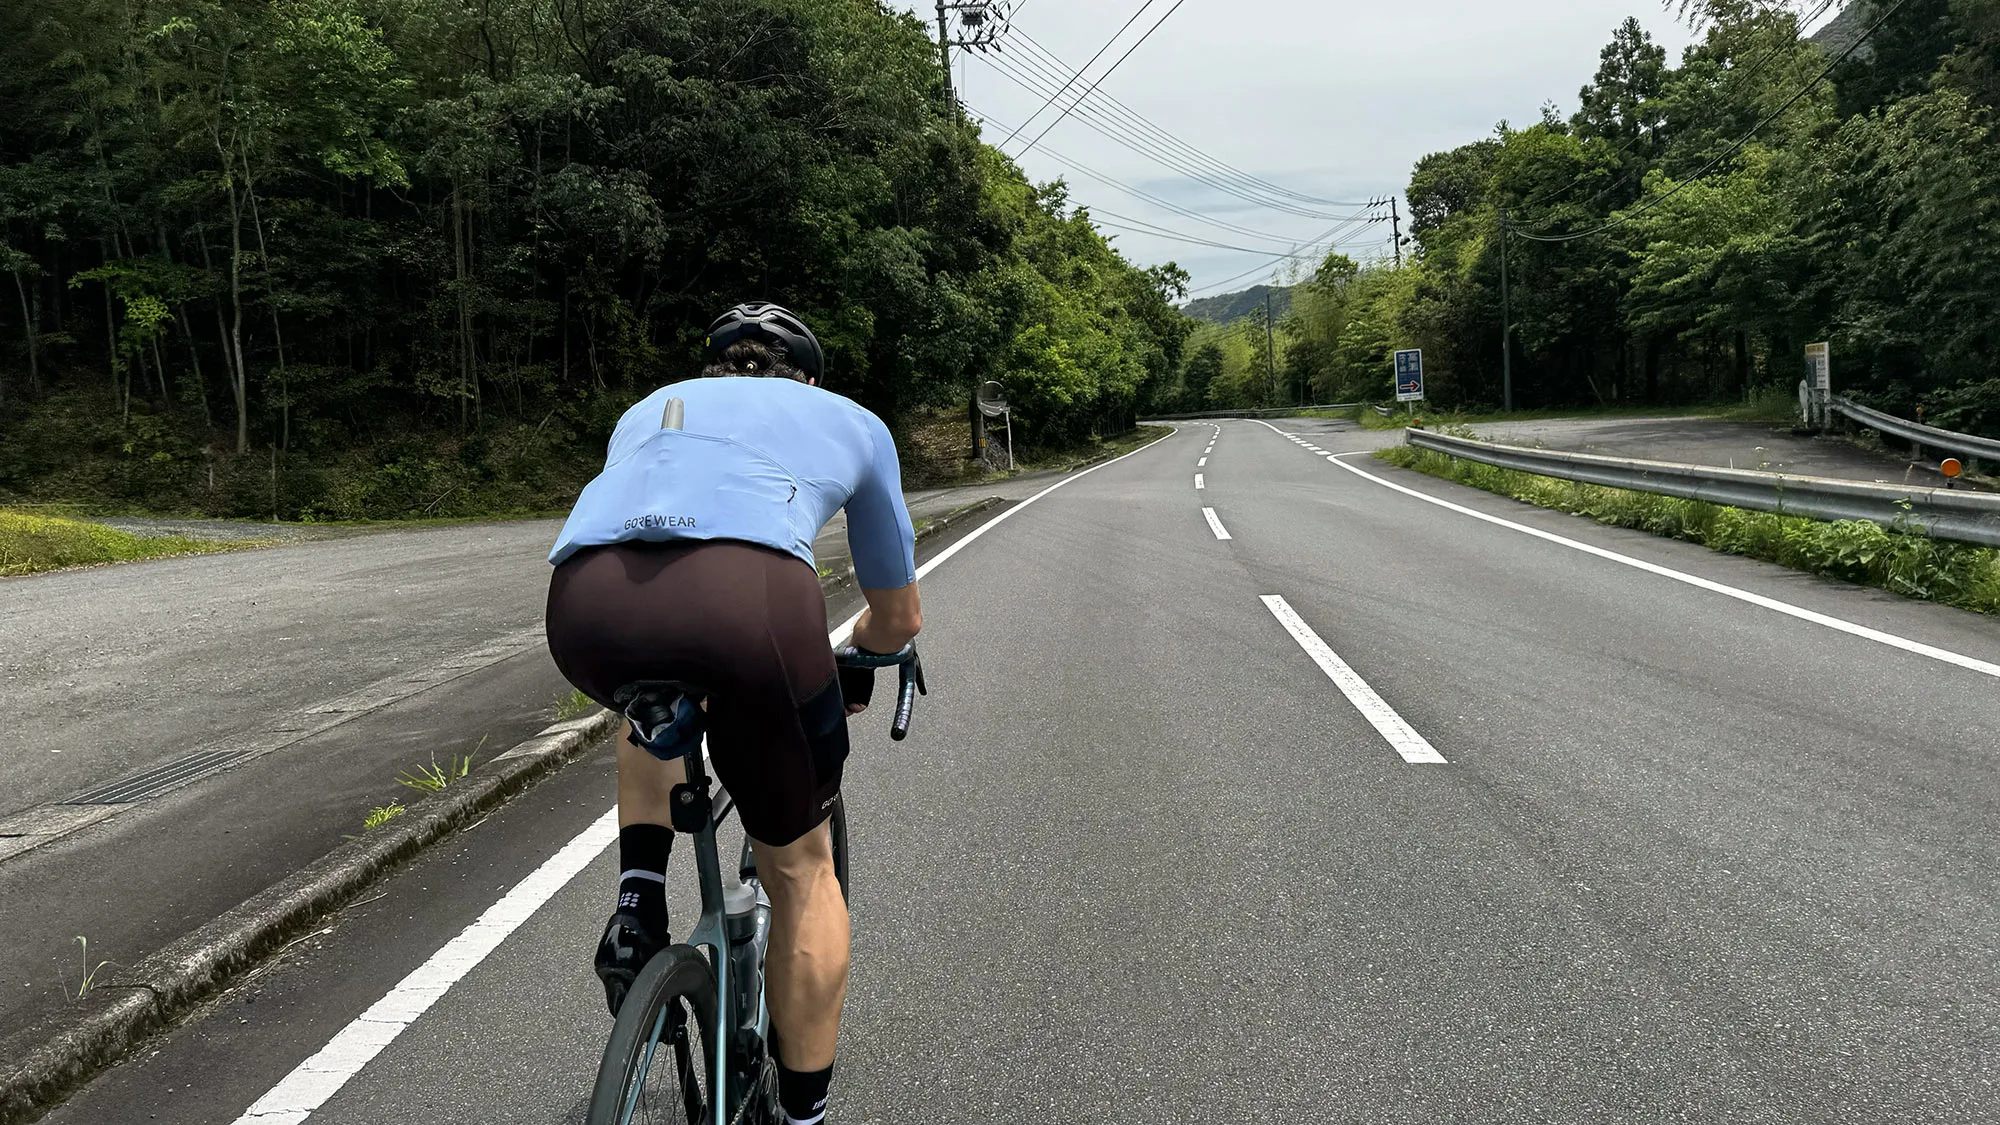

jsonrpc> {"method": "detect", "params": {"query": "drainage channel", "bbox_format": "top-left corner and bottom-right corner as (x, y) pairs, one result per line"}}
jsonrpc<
(63, 749), (252, 806)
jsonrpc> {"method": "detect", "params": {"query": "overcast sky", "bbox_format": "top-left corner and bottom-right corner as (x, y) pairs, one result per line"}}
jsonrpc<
(885, 2), (1834, 296)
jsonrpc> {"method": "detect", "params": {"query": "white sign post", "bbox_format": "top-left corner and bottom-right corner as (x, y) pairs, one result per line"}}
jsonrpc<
(1805, 342), (1831, 429)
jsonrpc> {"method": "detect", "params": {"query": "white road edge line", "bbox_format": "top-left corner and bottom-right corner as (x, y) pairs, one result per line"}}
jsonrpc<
(231, 421), (1185, 1125)
(1261, 595), (1447, 764)
(1202, 507), (1232, 540)
(1248, 420), (2000, 681)
(1195, 473), (1206, 490)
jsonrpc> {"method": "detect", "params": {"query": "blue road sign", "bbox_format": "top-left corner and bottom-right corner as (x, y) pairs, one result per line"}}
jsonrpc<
(1395, 349), (1424, 402)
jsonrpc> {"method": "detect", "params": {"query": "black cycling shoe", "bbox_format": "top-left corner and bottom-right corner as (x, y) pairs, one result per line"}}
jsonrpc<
(594, 911), (666, 1017)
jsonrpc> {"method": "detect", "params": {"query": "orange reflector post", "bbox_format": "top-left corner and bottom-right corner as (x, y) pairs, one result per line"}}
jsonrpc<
(1942, 458), (1963, 478)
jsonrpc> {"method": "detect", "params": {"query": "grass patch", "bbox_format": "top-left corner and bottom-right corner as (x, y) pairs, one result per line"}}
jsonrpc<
(361, 802), (406, 831)
(396, 747), (476, 795)
(0, 510), (268, 576)
(555, 688), (596, 721)
(1377, 445), (2000, 616)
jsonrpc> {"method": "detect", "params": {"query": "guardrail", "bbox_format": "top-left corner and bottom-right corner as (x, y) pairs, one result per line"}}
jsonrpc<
(1143, 403), (1357, 421)
(1830, 396), (2000, 465)
(1405, 429), (2000, 548)
(1373, 404), (1394, 417)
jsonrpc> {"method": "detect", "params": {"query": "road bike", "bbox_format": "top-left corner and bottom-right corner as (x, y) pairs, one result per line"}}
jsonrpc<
(585, 644), (926, 1125)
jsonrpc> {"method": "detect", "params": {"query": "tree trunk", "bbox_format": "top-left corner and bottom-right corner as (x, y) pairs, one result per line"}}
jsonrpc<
(11, 266), (39, 396)
(242, 148), (289, 450)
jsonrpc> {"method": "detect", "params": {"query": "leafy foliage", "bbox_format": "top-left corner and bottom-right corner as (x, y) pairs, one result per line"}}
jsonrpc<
(0, 0), (1187, 515)
(1191, 0), (2000, 434)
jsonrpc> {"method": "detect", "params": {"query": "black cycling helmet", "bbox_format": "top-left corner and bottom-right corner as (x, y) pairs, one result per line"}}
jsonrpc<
(704, 302), (825, 383)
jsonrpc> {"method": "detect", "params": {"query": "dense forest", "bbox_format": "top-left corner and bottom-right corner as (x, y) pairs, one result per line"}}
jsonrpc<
(0, 0), (1190, 518)
(1170, 0), (2000, 437)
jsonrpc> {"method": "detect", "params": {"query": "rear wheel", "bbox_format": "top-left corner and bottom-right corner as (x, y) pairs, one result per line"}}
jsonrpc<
(588, 945), (718, 1125)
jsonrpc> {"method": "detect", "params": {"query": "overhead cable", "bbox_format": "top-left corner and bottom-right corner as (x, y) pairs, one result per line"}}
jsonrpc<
(998, 0), (1161, 148)
(1009, 31), (1375, 210)
(965, 102), (1345, 242)
(980, 50), (1360, 221)
(1017, 0), (1193, 158)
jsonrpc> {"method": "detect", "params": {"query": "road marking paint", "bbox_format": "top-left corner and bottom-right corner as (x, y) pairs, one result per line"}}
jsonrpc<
(1249, 420), (2000, 682)
(232, 810), (622, 1124)
(232, 426), (1186, 1123)
(1195, 473), (1206, 490)
(1261, 596), (1448, 764)
(1202, 507), (1232, 540)
(1198, 456), (1207, 467)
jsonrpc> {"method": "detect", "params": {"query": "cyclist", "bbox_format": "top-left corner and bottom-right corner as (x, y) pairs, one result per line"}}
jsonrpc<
(544, 302), (921, 1125)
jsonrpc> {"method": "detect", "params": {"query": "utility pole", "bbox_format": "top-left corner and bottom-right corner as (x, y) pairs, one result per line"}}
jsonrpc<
(931, 1), (1015, 459)
(1389, 197), (1403, 268)
(1265, 289), (1278, 405)
(935, 1), (955, 105)
(1499, 207), (1514, 412)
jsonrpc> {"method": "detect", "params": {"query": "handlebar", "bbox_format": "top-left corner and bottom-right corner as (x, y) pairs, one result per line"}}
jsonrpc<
(833, 643), (927, 741)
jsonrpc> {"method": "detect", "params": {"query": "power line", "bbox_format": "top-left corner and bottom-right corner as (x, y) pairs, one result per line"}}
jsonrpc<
(1008, 31), (1374, 210)
(1184, 218), (1388, 297)
(978, 49), (1361, 221)
(965, 102), (1344, 242)
(1512, 0), (1913, 243)
(997, 0), (1161, 148)
(1093, 217), (1381, 258)
(1017, 0), (1193, 158)
(1083, 205), (1367, 248)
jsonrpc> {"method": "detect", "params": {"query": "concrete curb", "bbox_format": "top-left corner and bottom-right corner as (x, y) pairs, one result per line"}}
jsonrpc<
(0, 707), (620, 1125)
(0, 491), (1018, 1125)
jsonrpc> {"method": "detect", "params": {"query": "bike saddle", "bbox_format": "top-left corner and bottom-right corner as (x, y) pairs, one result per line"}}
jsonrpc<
(612, 680), (709, 760)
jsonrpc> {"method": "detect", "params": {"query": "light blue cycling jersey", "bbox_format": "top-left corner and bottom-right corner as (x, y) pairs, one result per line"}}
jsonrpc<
(548, 377), (916, 589)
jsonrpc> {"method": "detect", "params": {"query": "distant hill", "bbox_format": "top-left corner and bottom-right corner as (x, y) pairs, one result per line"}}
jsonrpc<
(1811, 1), (1874, 59)
(1183, 284), (1292, 326)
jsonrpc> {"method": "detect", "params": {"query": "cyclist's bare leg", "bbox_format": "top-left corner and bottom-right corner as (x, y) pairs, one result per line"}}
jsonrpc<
(751, 821), (849, 1070)
(615, 728), (687, 827)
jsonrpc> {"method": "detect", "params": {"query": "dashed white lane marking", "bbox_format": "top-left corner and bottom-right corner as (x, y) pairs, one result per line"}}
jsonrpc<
(1198, 456), (1207, 467)
(1195, 474), (1206, 490)
(1248, 420), (2000, 682)
(1261, 596), (1448, 764)
(1202, 507), (1232, 540)
(232, 426), (1189, 1124)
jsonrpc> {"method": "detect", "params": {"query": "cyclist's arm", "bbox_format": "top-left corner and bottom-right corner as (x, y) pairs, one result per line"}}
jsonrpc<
(844, 411), (920, 654)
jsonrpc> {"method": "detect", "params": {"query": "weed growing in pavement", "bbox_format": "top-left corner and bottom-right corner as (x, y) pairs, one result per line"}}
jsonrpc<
(396, 747), (475, 795)
(65, 936), (118, 1000)
(362, 802), (407, 831)
(555, 688), (594, 721)
(1376, 446), (2000, 617)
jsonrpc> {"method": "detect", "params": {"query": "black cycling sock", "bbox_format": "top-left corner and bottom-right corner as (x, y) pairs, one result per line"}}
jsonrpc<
(615, 823), (673, 935)
(776, 1061), (833, 1125)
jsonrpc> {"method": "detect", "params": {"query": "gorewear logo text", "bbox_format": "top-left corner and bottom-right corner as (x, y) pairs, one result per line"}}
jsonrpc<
(624, 514), (697, 531)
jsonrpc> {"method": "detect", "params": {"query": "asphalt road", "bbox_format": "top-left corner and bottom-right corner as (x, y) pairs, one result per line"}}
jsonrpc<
(0, 476), (1037, 1047)
(37, 419), (2000, 1123)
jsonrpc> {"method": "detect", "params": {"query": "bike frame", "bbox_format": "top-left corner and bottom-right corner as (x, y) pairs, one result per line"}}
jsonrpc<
(669, 744), (767, 1125)
(616, 646), (919, 1125)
